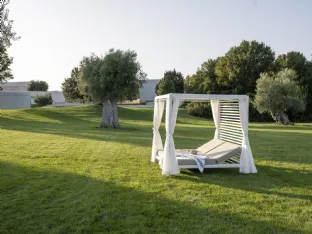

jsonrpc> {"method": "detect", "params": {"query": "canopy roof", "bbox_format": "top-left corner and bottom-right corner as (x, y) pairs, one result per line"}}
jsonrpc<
(155, 93), (248, 101)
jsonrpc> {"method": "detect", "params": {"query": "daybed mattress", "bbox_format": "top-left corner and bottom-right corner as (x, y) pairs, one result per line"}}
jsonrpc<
(157, 142), (241, 165)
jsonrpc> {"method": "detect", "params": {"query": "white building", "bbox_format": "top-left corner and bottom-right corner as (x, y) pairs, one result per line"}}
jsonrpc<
(1, 80), (161, 109)
(139, 79), (160, 105)
(0, 81), (66, 109)
(1, 81), (30, 91)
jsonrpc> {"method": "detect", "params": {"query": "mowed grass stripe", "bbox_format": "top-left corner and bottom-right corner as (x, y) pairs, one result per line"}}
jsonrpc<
(0, 105), (311, 233)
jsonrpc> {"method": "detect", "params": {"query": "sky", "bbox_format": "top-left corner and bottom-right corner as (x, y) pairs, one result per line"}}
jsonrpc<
(7, 0), (312, 91)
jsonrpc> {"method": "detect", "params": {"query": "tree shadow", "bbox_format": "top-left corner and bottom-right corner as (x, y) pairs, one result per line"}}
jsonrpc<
(4, 107), (99, 125)
(1, 106), (311, 164)
(1, 162), (304, 233)
(118, 107), (154, 122)
(0, 114), (212, 149)
(249, 124), (312, 131)
(0, 116), (149, 146)
(176, 165), (312, 201)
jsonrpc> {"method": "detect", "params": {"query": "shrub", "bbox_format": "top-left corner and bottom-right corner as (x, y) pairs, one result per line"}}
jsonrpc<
(186, 100), (273, 122)
(186, 102), (212, 118)
(34, 94), (52, 107)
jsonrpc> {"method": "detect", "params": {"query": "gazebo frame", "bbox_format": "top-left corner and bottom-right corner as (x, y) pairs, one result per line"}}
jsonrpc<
(151, 93), (257, 175)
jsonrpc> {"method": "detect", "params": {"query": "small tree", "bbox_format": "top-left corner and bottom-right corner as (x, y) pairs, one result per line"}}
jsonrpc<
(80, 49), (146, 128)
(254, 69), (306, 124)
(34, 94), (52, 107)
(61, 67), (85, 102)
(156, 69), (184, 95)
(0, 0), (20, 90)
(0, 41), (13, 90)
(28, 80), (49, 91)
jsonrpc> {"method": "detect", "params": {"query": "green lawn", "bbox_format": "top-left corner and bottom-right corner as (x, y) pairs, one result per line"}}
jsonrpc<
(0, 105), (311, 233)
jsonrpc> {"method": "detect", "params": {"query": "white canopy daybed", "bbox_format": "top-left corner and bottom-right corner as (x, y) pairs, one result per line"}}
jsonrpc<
(151, 93), (257, 175)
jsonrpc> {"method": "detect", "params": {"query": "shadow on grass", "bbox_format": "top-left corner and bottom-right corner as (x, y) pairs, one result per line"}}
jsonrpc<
(1, 106), (311, 164)
(6, 107), (99, 124)
(177, 165), (312, 201)
(2, 113), (310, 165)
(1, 161), (303, 233)
(2, 106), (156, 124)
(0, 109), (214, 148)
(249, 124), (312, 131)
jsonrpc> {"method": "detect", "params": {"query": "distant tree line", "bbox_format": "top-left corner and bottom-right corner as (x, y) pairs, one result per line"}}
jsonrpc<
(158, 40), (311, 123)
(62, 41), (311, 125)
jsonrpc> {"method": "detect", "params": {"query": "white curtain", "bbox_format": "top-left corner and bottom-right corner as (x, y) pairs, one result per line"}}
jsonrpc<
(211, 100), (220, 139)
(161, 96), (180, 175)
(151, 100), (165, 162)
(239, 97), (257, 173)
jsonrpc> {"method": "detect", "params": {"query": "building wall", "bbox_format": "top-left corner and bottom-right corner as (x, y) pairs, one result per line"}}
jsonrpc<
(1, 82), (30, 92)
(51, 91), (65, 103)
(0, 91), (66, 109)
(0, 92), (31, 109)
(1, 86), (28, 91)
(139, 79), (160, 102)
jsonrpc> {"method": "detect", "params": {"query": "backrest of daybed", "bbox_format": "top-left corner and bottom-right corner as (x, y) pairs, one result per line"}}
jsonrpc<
(219, 100), (243, 146)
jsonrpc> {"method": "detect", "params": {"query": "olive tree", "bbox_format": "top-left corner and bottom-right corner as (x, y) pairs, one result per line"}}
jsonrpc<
(254, 69), (306, 124)
(80, 49), (146, 128)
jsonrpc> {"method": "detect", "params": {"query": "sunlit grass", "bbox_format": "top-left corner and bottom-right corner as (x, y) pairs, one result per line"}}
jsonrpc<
(0, 105), (311, 233)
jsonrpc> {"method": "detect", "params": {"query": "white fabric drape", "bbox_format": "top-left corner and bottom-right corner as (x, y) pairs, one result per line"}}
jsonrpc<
(151, 100), (165, 162)
(239, 97), (257, 173)
(211, 100), (220, 139)
(161, 95), (180, 175)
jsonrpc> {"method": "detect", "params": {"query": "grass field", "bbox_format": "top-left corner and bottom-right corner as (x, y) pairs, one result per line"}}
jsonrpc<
(0, 105), (311, 233)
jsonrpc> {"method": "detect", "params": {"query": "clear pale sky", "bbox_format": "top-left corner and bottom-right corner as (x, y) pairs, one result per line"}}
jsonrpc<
(7, 0), (312, 91)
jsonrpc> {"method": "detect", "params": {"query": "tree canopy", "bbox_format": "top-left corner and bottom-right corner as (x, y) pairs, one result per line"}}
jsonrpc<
(0, 0), (19, 90)
(27, 80), (49, 91)
(0, 0), (20, 47)
(215, 40), (275, 95)
(0, 41), (13, 90)
(184, 59), (219, 94)
(254, 69), (306, 124)
(274, 51), (312, 119)
(156, 69), (184, 95)
(185, 41), (275, 96)
(61, 67), (85, 102)
(80, 49), (146, 128)
(274, 52), (307, 81)
(183, 40), (312, 122)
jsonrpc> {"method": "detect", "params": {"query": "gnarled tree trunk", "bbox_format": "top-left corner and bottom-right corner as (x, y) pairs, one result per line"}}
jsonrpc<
(270, 111), (290, 125)
(99, 99), (120, 128)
